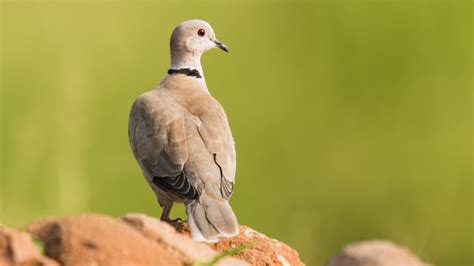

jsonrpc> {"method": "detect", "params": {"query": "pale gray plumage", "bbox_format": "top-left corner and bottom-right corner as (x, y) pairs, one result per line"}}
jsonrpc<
(128, 19), (238, 242)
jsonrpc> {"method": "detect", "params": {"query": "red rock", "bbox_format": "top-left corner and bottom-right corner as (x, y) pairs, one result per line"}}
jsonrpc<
(327, 240), (429, 266)
(121, 213), (247, 266)
(121, 214), (303, 266)
(27, 214), (180, 266)
(207, 225), (304, 266)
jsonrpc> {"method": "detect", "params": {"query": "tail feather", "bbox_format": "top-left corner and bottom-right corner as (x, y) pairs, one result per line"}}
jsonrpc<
(185, 193), (239, 242)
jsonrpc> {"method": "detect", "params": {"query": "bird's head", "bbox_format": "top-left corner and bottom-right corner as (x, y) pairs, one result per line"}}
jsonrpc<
(170, 19), (229, 55)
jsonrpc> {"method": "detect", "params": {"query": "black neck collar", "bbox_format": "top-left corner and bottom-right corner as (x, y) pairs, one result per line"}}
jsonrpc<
(168, 68), (202, 79)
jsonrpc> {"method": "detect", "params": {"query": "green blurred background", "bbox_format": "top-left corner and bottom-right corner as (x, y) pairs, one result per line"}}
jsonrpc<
(0, 0), (472, 265)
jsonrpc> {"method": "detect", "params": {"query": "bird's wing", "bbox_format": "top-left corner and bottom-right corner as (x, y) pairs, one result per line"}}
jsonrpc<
(128, 93), (199, 199)
(196, 99), (236, 200)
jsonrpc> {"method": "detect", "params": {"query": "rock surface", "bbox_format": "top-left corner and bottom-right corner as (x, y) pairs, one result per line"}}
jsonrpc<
(120, 213), (247, 266)
(27, 214), (180, 266)
(207, 226), (304, 266)
(1, 213), (301, 265)
(327, 240), (429, 266)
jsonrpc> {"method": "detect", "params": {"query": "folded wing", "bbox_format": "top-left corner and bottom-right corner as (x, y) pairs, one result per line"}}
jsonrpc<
(128, 95), (200, 200)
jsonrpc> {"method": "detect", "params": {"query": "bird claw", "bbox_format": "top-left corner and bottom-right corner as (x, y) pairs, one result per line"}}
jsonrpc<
(162, 217), (182, 224)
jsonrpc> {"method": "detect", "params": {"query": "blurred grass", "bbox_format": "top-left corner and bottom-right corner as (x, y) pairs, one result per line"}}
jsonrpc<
(0, 1), (472, 265)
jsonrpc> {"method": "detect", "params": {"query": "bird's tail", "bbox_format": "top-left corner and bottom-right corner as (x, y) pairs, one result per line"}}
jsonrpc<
(185, 192), (239, 242)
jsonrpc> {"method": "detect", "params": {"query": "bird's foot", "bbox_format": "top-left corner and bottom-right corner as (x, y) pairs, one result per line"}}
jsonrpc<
(161, 217), (183, 225)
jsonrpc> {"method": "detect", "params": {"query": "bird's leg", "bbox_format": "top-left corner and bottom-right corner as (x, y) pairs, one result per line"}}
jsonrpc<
(160, 203), (182, 224)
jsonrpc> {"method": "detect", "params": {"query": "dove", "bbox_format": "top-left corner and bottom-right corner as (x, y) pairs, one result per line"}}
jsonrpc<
(128, 19), (238, 242)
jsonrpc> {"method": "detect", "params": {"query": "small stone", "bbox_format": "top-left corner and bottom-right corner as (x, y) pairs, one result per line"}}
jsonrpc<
(327, 240), (429, 266)
(0, 226), (58, 266)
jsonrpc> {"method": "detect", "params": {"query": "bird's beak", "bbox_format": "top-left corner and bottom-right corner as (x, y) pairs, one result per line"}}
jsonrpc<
(213, 40), (229, 53)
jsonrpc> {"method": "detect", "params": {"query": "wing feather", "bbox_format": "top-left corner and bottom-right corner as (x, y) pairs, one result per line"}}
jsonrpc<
(128, 94), (199, 200)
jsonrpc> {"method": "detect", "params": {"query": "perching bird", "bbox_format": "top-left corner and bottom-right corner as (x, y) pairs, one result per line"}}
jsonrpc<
(128, 20), (238, 242)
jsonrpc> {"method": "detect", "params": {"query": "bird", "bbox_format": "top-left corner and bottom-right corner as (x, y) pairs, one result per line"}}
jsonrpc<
(128, 19), (238, 242)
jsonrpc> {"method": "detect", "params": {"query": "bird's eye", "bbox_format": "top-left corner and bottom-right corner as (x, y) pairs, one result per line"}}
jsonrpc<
(197, 29), (205, 37)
